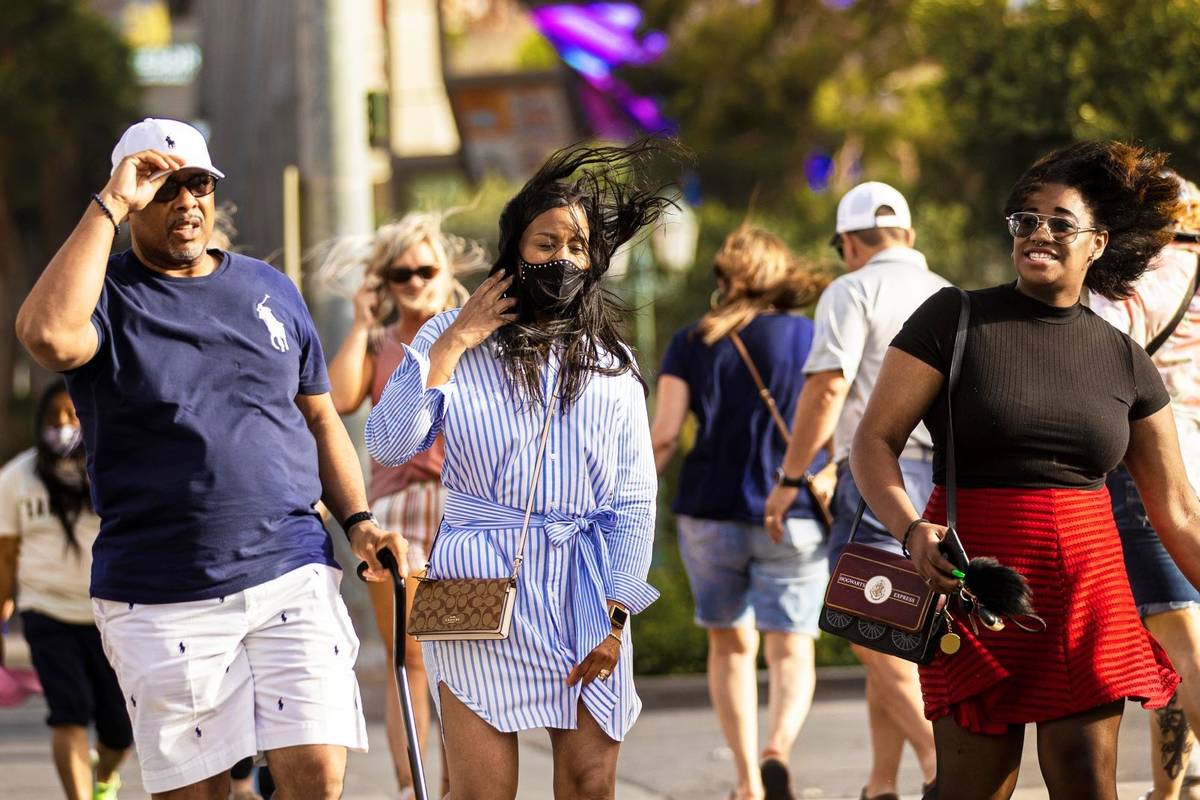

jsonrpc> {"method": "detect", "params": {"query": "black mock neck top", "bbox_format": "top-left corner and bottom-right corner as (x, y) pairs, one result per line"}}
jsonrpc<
(890, 283), (1170, 489)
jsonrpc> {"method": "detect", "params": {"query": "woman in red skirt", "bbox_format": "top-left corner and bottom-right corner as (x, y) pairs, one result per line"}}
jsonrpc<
(851, 140), (1200, 799)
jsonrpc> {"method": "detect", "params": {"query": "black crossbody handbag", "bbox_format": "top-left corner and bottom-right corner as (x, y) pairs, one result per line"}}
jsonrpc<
(818, 289), (970, 664)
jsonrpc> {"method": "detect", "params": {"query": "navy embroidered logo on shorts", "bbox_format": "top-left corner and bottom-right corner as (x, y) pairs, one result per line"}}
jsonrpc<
(178, 641), (186, 654)
(281, 611), (288, 622)
(278, 697), (284, 711)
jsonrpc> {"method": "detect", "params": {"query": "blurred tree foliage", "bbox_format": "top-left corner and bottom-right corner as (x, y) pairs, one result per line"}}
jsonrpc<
(0, 0), (138, 457)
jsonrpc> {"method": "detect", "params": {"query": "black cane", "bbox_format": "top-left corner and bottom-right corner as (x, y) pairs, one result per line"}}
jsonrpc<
(357, 550), (429, 800)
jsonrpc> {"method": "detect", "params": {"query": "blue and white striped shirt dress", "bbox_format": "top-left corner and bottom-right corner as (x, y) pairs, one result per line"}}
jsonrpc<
(364, 309), (659, 741)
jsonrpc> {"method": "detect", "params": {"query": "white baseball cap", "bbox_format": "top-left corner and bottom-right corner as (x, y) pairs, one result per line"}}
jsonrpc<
(833, 181), (911, 237)
(110, 118), (225, 178)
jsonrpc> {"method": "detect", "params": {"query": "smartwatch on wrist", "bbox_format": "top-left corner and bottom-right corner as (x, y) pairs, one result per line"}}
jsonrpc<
(608, 605), (629, 630)
(774, 466), (812, 489)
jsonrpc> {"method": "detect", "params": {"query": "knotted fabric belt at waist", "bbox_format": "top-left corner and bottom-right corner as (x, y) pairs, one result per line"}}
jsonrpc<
(442, 489), (618, 658)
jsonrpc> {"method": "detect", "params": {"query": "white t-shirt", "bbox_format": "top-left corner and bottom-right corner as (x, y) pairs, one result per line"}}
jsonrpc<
(0, 449), (100, 624)
(804, 247), (952, 462)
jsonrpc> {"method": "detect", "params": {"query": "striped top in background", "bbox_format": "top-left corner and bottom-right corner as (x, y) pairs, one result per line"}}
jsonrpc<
(364, 309), (658, 740)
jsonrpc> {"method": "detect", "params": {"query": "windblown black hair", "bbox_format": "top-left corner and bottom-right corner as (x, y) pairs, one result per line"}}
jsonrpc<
(33, 381), (90, 554)
(489, 138), (683, 407)
(1005, 140), (1182, 300)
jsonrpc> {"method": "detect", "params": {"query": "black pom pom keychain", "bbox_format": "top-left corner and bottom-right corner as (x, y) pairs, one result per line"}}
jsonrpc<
(940, 528), (1045, 632)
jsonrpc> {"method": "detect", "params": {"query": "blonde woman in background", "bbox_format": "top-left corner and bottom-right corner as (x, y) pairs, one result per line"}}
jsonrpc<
(326, 212), (485, 798)
(650, 225), (833, 800)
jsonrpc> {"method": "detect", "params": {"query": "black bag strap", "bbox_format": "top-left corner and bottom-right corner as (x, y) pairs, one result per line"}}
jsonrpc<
(849, 288), (970, 543)
(1146, 263), (1200, 356)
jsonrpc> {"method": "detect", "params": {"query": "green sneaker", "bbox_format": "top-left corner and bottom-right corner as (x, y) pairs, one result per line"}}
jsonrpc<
(93, 772), (121, 800)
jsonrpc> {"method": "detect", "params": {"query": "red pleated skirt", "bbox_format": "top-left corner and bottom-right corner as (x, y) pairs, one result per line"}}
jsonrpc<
(919, 485), (1179, 735)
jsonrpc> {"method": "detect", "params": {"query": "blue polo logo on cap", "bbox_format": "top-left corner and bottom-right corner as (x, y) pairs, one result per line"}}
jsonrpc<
(165, 136), (176, 148)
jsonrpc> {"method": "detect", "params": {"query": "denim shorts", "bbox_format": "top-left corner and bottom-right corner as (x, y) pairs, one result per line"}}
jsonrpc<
(1107, 466), (1200, 616)
(676, 515), (829, 635)
(827, 456), (935, 573)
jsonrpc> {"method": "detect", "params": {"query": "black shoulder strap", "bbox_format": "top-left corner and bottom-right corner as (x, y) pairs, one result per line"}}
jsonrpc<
(1146, 263), (1200, 356)
(944, 288), (970, 532)
(848, 288), (970, 542)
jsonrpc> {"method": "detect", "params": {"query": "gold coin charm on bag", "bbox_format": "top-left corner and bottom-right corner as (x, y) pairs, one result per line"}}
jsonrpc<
(939, 608), (961, 655)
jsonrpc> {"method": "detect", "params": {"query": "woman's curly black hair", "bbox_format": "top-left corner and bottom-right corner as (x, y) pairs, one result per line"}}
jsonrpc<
(489, 138), (683, 407)
(1005, 140), (1182, 300)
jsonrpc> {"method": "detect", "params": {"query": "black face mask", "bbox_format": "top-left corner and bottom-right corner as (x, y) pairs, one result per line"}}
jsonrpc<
(515, 257), (588, 317)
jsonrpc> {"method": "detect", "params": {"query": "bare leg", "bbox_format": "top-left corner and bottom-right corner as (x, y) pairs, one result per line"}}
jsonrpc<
(368, 577), (435, 792)
(438, 683), (518, 800)
(761, 631), (816, 759)
(1036, 700), (1124, 800)
(264, 744), (347, 799)
(932, 717), (1023, 800)
(862, 669), (906, 798)
(94, 741), (128, 786)
(547, 700), (622, 799)
(49, 725), (91, 800)
(1146, 609), (1200, 800)
(152, 774), (230, 800)
(709, 627), (764, 799)
(853, 645), (937, 792)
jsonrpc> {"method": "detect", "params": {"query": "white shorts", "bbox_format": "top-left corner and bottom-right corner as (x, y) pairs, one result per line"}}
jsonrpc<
(93, 564), (368, 793)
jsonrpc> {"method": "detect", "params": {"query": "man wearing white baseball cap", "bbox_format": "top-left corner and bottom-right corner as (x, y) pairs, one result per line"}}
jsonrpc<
(16, 118), (406, 798)
(765, 181), (950, 800)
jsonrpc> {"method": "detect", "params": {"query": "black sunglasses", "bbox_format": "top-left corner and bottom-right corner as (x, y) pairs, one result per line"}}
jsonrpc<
(153, 173), (219, 204)
(385, 265), (439, 284)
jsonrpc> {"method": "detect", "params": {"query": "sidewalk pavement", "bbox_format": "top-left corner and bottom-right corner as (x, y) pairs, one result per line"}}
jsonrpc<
(1, 633), (1161, 799)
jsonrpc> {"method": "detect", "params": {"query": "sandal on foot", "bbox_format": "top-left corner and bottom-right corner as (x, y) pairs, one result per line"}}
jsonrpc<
(859, 789), (900, 800)
(760, 758), (794, 800)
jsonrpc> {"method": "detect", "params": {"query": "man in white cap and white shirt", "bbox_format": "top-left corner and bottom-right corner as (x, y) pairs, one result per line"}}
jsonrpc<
(17, 118), (406, 798)
(764, 181), (949, 800)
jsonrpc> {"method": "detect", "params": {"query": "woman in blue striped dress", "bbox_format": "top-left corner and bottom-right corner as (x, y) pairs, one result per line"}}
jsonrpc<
(365, 141), (675, 799)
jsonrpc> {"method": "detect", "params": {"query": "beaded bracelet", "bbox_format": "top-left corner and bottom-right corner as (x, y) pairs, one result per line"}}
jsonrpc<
(90, 193), (121, 235)
(901, 517), (931, 558)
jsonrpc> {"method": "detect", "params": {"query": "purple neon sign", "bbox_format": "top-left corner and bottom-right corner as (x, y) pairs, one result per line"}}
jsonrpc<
(529, 3), (673, 136)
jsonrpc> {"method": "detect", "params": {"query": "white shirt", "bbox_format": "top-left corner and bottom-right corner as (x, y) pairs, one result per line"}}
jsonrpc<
(804, 246), (952, 462)
(0, 449), (100, 624)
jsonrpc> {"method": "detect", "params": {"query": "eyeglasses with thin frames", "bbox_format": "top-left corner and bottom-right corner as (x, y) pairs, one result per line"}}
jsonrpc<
(1006, 212), (1102, 244)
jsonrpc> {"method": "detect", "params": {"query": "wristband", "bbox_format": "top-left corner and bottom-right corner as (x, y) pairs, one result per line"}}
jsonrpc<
(91, 193), (121, 235)
(341, 511), (375, 538)
(901, 517), (930, 558)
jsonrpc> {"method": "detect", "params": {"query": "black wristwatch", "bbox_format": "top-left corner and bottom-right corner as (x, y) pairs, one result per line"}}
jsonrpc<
(774, 466), (812, 489)
(608, 605), (629, 630)
(341, 511), (376, 534)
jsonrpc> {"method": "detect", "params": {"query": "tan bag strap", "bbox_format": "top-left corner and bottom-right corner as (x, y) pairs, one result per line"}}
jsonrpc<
(729, 331), (791, 442)
(730, 329), (835, 530)
(422, 371), (561, 584)
(510, 374), (561, 582)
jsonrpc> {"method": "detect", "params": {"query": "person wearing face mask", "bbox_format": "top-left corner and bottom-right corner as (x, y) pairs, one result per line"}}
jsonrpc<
(325, 212), (484, 798)
(364, 139), (677, 800)
(0, 382), (131, 800)
(15, 118), (407, 799)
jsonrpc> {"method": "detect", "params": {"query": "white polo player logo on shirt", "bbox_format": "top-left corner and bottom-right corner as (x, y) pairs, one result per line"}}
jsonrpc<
(255, 294), (289, 352)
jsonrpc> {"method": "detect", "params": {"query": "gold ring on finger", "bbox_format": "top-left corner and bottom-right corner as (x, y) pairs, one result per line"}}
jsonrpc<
(598, 669), (611, 680)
